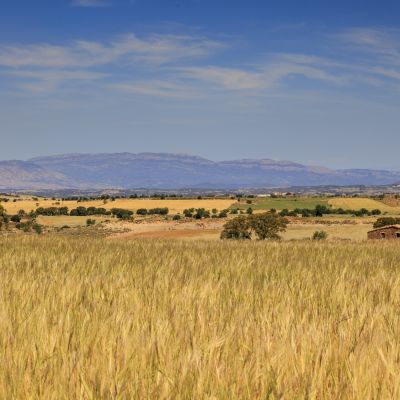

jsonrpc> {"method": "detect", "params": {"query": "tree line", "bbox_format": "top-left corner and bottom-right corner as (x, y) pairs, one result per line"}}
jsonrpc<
(277, 205), (381, 217)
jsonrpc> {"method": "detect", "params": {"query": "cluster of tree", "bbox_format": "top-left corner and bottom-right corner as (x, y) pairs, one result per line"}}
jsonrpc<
(136, 207), (169, 216)
(184, 208), (204, 218)
(0, 205), (42, 234)
(220, 212), (288, 240)
(231, 207), (254, 215)
(15, 220), (43, 234)
(34, 205), (138, 220)
(36, 206), (69, 216)
(182, 208), (227, 219)
(278, 205), (381, 218)
(60, 193), (223, 201)
(70, 207), (110, 216)
(373, 217), (400, 229)
(8, 209), (32, 223)
(179, 207), (253, 219)
(110, 208), (134, 220)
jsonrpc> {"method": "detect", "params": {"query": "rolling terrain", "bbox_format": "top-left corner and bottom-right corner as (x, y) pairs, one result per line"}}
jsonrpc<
(1, 152), (400, 190)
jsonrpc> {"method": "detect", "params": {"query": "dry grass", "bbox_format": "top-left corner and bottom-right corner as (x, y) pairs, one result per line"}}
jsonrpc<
(36, 215), (106, 227)
(283, 223), (372, 241)
(115, 222), (372, 241)
(2, 198), (234, 215)
(1, 237), (400, 398)
(328, 198), (400, 214)
(123, 228), (221, 240)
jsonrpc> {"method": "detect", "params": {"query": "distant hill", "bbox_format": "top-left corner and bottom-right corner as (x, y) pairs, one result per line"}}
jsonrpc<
(0, 160), (75, 190)
(0, 152), (399, 190)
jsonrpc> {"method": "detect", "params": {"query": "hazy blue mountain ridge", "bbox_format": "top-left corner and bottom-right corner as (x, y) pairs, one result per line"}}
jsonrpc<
(0, 153), (399, 190)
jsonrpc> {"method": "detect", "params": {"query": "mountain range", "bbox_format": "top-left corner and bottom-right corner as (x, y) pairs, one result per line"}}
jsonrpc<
(1, 153), (400, 190)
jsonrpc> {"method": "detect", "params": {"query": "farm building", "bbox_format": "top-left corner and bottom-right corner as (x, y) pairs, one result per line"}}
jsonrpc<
(367, 225), (400, 240)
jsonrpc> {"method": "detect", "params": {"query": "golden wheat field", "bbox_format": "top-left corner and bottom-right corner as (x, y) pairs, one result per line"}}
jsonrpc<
(1, 237), (400, 399)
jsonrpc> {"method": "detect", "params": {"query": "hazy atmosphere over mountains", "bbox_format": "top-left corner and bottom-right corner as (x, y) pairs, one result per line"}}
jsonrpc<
(1, 153), (400, 190)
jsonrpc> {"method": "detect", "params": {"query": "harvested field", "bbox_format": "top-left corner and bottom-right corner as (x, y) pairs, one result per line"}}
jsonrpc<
(283, 223), (372, 241)
(37, 215), (106, 227)
(124, 228), (220, 240)
(328, 198), (400, 214)
(1, 198), (234, 215)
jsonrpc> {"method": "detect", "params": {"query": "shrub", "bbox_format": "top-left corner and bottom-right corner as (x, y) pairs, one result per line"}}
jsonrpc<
(194, 208), (210, 219)
(312, 230), (328, 241)
(148, 208), (169, 216)
(33, 223), (43, 235)
(173, 215), (181, 221)
(183, 209), (193, 218)
(11, 215), (21, 223)
(371, 209), (382, 216)
(111, 208), (134, 220)
(218, 210), (228, 218)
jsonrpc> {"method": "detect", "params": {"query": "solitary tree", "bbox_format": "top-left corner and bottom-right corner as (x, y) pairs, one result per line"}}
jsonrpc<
(248, 212), (288, 240)
(220, 212), (288, 240)
(220, 216), (251, 240)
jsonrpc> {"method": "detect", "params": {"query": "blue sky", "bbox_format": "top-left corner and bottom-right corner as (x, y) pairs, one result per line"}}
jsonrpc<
(1, 0), (400, 169)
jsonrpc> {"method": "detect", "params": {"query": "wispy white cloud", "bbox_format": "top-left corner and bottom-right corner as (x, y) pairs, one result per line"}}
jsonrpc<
(2, 27), (400, 97)
(179, 66), (264, 90)
(0, 32), (223, 93)
(337, 28), (400, 67)
(1, 69), (107, 92)
(179, 62), (346, 91)
(0, 33), (222, 69)
(110, 80), (197, 98)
